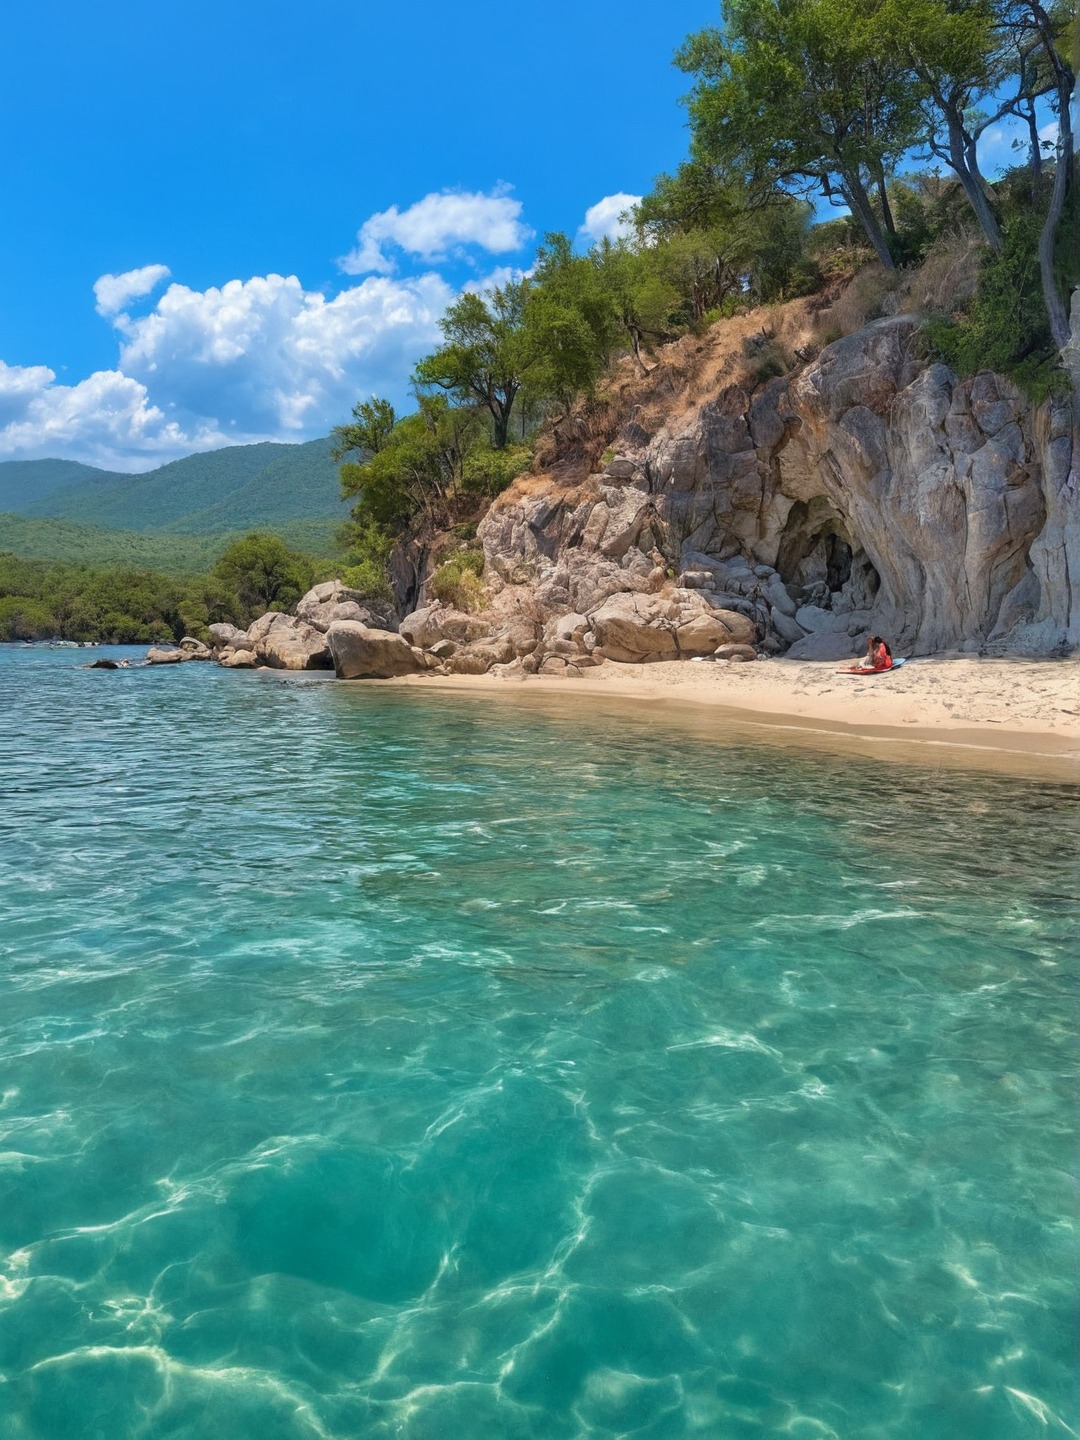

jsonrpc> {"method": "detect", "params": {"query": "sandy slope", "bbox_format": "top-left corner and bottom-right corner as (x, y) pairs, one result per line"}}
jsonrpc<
(386, 656), (1080, 777)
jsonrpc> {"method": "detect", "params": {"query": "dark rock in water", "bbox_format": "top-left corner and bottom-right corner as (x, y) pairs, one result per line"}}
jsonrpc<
(86, 658), (120, 669)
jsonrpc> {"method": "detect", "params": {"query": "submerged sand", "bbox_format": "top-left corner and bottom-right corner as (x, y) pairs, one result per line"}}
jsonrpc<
(384, 656), (1080, 779)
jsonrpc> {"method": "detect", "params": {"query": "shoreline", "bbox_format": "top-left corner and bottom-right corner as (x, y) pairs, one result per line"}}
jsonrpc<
(374, 657), (1080, 781)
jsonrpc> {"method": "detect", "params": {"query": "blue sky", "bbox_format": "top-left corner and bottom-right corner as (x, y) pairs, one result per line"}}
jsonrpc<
(0, 0), (719, 469)
(0, 1), (1055, 471)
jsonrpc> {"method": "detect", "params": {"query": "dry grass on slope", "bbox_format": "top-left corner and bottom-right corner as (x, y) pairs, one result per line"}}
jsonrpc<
(505, 240), (983, 513)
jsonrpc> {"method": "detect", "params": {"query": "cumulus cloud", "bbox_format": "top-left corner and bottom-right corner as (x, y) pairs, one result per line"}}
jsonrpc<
(117, 271), (454, 436)
(0, 360), (221, 469)
(339, 188), (531, 275)
(576, 193), (642, 246)
(93, 263), (171, 319)
(0, 267), (454, 469)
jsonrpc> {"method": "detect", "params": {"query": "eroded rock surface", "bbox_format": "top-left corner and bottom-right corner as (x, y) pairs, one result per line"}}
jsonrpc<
(477, 316), (1078, 657)
(327, 622), (425, 679)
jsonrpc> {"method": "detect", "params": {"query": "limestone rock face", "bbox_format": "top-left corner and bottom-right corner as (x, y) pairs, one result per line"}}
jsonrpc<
(254, 614), (332, 671)
(476, 315), (1078, 656)
(327, 621), (424, 679)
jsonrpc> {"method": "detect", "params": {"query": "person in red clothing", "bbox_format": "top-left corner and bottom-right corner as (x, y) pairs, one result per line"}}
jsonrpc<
(856, 635), (892, 671)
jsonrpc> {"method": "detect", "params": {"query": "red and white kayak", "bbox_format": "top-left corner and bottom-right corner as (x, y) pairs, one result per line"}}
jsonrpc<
(836, 657), (907, 675)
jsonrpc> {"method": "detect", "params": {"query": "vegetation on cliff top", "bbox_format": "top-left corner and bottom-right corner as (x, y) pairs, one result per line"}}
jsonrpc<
(332, 0), (1076, 595)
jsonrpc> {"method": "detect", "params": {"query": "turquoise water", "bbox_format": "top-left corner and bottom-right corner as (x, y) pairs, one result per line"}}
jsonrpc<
(0, 647), (1076, 1440)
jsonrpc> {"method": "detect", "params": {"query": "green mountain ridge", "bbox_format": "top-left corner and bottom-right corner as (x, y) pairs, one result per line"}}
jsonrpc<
(0, 437), (348, 535)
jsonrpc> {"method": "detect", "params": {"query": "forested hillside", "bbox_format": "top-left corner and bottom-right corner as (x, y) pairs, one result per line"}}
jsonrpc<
(1, 437), (347, 533)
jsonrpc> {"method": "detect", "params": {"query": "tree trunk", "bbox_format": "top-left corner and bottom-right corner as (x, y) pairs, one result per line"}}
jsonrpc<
(949, 122), (1004, 252)
(1039, 147), (1073, 351)
(873, 162), (897, 239)
(630, 327), (649, 377)
(841, 174), (896, 270)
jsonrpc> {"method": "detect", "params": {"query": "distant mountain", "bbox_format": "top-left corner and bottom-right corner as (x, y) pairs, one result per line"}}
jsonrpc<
(0, 437), (349, 534)
(0, 514), (345, 572)
(0, 458), (117, 513)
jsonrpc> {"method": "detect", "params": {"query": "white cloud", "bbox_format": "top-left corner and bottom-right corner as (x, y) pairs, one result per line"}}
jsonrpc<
(339, 188), (531, 275)
(576, 193), (642, 246)
(0, 267), (454, 469)
(93, 263), (171, 319)
(117, 271), (454, 437)
(0, 360), (222, 469)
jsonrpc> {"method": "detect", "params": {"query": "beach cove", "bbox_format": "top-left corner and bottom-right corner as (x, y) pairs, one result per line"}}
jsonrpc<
(386, 654), (1080, 779)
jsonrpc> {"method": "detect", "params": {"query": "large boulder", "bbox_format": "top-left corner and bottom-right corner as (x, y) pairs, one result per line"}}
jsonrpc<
(255, 613), (332, 671)
(220, 648), (258, 668)
(327, 621), (425, 679)
(146, 647), (189, 664)
(589, 594), (680, 663)
(399, 604), (490, 649)
(208, 622), (250, 650)
(589, 591), (757, 664)
(445, 640), (515, 674)
(295, 581), (396, 634)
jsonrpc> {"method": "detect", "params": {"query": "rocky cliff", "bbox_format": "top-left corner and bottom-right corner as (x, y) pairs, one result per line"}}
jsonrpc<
(196, 307), (1078, 679)
(475, 314), (1078, 663)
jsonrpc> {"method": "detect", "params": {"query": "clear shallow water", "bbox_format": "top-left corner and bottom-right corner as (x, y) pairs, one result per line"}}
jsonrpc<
(0, 647), (1076, 1440)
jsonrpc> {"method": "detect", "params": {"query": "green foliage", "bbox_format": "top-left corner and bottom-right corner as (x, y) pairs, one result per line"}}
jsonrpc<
(339, 560), (394, 607)
(212, 533), (314, 618)
(331, 398), (397, 462)
(461, 444), (532, 496)
(0, 526), (331, 645)
(0, 552), (185, 643)
(5, 438), (347, 534)
(414, 284), (531, 450)
(429, 549), (486, 611)
(920, 174), (1076, 401)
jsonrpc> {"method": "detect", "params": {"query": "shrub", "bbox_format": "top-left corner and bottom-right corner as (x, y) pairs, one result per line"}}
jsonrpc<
(461, 444), (532, 496)
(340, 560), (394, 607)
(919, 194), (1075, 404)
(430, 549), (486, 611)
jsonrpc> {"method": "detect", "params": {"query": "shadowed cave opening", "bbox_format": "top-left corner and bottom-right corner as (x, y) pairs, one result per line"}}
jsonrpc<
(776, 499), (880, 610)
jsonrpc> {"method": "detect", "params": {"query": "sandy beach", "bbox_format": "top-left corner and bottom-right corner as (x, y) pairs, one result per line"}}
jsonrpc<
(386, 656), (1080, 778)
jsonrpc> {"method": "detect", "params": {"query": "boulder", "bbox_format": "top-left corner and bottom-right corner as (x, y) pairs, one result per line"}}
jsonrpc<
(715, 643), (758, 661)
(327, 621), (425, 679)
(220, 649), (258, 668)
(86, 658), (119, 669)
(208, 623), (249, 649)
(255, 614), (332, 671)
(400, 604), (490, 649)
(589, 594), (680, 663)
(146, 647), (189, 664)
(179, 636), (212, 658)
(295, 581), (396, 633)
(446, 640), (515, 674)
(675, 613), (738, 657)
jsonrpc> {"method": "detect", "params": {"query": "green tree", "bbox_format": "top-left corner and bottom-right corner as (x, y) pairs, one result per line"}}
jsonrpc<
(212, 533), (311, 617)
(678, 0), (924, 269)
(330, 396), (397, 463)
(413, 282), (531, 449)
